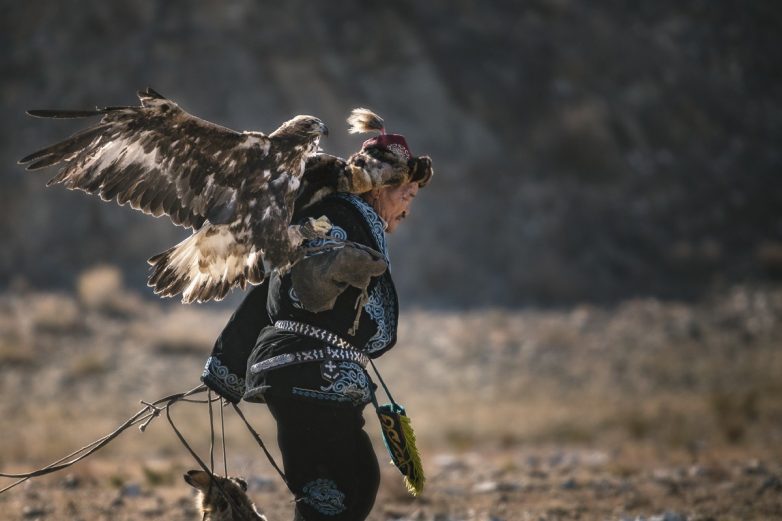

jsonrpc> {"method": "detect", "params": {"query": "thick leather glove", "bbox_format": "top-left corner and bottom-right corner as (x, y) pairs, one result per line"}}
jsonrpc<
(290, 245), (388, 312)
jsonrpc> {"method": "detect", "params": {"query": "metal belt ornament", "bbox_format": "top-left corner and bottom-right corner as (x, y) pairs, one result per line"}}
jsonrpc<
(274, 320), (356, 350)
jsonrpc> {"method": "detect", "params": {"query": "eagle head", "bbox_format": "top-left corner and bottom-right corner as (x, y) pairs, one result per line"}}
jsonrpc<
(270, 115), (329, 141)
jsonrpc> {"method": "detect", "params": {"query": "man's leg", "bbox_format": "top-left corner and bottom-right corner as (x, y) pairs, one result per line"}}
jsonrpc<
(266, 396), (380, 521)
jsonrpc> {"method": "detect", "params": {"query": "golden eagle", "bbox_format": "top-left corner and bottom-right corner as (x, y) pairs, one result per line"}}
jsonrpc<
(20, 88), (341, 303)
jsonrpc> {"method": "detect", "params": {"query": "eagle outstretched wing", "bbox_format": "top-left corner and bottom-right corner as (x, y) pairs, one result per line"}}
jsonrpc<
(21, 88), (330, 303)
(20, 88), (269, 230)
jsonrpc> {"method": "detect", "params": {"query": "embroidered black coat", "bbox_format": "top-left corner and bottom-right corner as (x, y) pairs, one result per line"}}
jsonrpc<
(201, 193), (399, 405)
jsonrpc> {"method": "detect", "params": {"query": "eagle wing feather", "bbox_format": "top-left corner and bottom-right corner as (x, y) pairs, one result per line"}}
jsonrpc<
(20, 87), (271, 230)
(21, 89), (331, 303)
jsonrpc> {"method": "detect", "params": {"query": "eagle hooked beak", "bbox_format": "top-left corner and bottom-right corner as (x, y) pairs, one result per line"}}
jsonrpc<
(320, 122), (329, 137)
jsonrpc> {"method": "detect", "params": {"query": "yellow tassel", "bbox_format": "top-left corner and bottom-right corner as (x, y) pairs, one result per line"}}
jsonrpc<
(398, 413), (425, 495)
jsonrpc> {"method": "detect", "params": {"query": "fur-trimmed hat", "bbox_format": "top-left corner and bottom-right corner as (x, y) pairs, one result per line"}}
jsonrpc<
(347, 108), (433, 187)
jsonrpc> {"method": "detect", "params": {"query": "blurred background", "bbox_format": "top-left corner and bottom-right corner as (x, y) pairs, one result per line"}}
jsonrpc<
(1, 2), (781, 520)
(2, 0), (780, 306)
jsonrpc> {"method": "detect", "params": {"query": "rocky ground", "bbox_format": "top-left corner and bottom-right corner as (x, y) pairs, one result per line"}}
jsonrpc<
(1, 447), (780, 520)
(0, 270), (780, 520)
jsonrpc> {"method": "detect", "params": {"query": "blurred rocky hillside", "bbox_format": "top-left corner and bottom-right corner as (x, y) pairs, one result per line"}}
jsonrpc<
(1, 0), (780, 306)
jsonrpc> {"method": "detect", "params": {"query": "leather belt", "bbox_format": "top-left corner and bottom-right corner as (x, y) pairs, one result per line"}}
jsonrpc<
(249, 320), (367, 375)
(250, 345), (369, 375)
(273, 320), (357, 350)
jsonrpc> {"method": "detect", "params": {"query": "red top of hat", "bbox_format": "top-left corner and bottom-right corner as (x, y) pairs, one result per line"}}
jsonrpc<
(361, 133), (412, 161)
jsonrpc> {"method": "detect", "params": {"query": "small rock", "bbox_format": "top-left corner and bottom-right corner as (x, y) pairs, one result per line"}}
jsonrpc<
(409, 509), (428, 520)
(64, 501), (79, 516)
(433, 453), (469, 471)
(649, 512), (687, 521)
(525, 454), (541, 468)
(687, 465), (705, 478)
(497, 481), (522, 492)
(472, 481), (522, 494)
(138, 496), (164, 517)
(743, 459), (768, 475)
(652, 468), (685, 482)
(441, 485), (466, 496)
(121, 483), (142, 497)
(247, 475), (278, 492)
(623, 493), (652, 511)
(23, 481), (40, 500)
(548, 452), (566, 467)
(383, 506), (409, 519)
(582, 450), (610, 467)
(473, 481), (500, 493)
(560, 477), (578, 490)
(22, 505), (47, 518)
(61, 474), (81, 489)
(758, 475), (782, 495)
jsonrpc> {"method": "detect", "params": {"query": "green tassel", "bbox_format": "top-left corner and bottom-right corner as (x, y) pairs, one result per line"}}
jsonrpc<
(377, 404), (426, 496)
(398, 412), (425, 495)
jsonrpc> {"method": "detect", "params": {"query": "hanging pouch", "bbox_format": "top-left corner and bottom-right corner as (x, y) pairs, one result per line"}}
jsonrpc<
(369, 361), (425, 496)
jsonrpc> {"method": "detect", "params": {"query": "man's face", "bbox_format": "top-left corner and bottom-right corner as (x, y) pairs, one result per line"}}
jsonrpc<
(373, 181), (419, 233)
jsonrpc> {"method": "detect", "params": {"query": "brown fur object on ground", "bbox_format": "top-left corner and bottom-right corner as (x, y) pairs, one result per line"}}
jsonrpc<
(184, 469), (267, 521)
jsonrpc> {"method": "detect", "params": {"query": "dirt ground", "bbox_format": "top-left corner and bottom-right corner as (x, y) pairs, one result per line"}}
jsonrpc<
(403, 447), (782, 521)
(1, 445), (780, 520)
(1, 275), (781, 520)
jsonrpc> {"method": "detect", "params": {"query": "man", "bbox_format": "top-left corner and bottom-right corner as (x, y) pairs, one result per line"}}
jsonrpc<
(202, 109), (432, 520)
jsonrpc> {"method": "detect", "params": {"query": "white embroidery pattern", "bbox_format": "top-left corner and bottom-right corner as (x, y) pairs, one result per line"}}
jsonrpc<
(364, 278), (396, 353)
(274, 320), (357, 350)
(288, 286), (303, 309)
(335, 194), (388, 262)
(387, 142), (411, 160)
(202, 356), (245, 401)
(304, 224), (347, 251)
(301, 478), (346, 516)
(319, 361), (371, 405)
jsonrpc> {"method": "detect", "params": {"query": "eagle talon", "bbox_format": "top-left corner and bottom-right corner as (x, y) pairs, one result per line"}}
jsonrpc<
(309, 215), (333, 236)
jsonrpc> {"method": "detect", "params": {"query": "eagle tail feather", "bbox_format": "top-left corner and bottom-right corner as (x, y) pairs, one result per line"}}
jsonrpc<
(147, 225), (265, 303)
